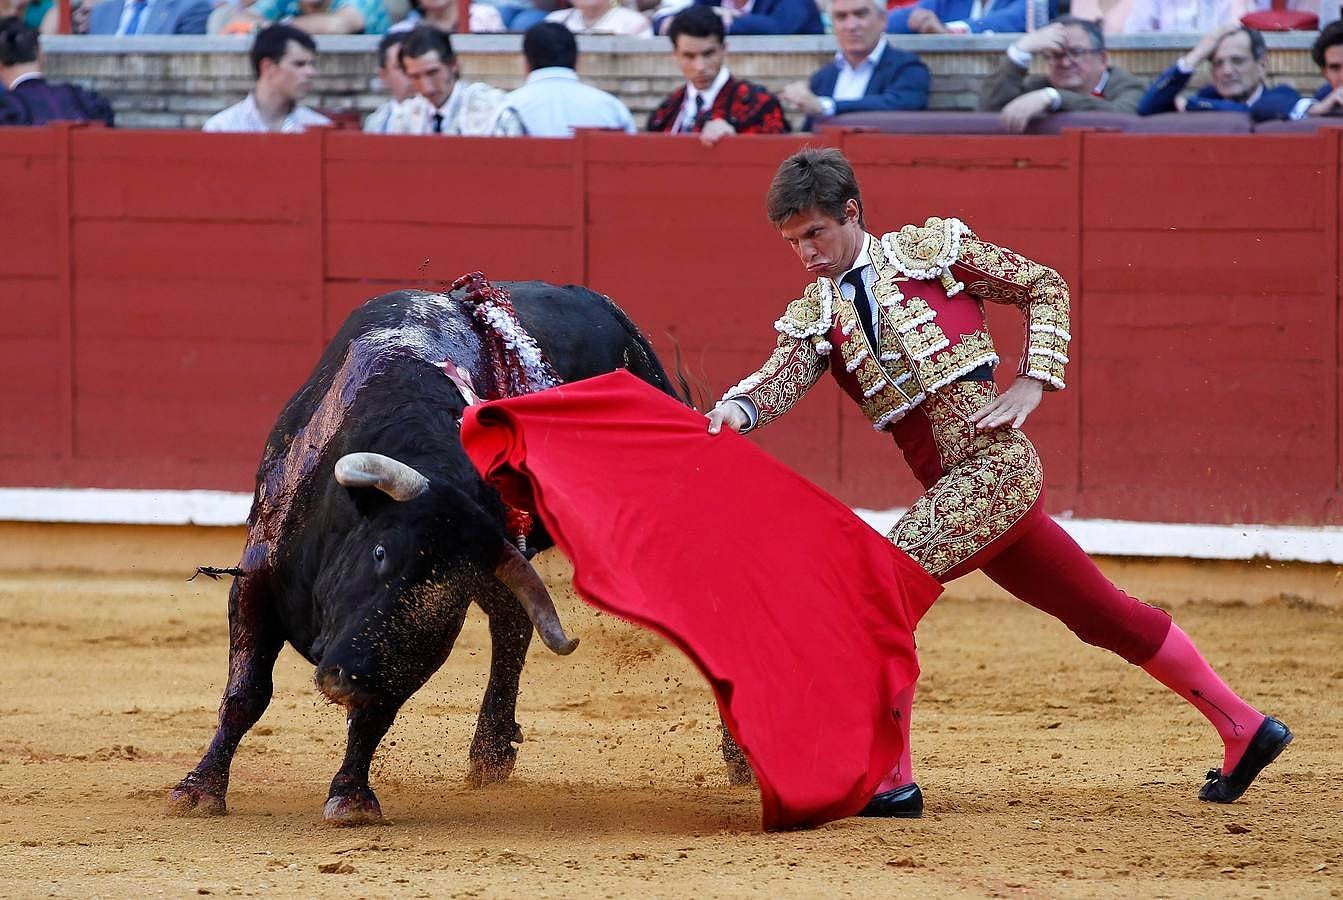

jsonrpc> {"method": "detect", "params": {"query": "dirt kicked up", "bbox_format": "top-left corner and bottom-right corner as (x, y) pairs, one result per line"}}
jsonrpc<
(1, 558), (1340, 899)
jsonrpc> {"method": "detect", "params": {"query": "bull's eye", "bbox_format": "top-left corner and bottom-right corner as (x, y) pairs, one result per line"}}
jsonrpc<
(373, 545), (386, 563)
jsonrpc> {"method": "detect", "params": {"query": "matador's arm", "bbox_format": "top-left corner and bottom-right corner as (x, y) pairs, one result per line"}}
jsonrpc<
(719, 290), (831, 431)
(950, 232), (1071, 390)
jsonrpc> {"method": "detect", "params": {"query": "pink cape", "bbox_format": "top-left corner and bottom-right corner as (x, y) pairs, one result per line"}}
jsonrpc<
(460, 370), (941, 830)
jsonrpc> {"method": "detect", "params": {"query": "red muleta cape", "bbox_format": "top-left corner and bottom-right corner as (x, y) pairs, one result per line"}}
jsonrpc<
(460, 370), (942, 830)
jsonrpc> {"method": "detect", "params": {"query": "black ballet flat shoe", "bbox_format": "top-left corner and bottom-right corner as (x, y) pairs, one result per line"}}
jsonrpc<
(856, 782), (923, 818)
(1199, 716), (1293, 803)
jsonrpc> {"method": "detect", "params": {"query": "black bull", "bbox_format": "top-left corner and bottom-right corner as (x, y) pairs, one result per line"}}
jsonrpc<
(167, 281), (698, 824)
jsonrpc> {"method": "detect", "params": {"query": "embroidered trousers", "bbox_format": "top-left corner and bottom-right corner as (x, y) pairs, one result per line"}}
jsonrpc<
(886, 382), (1171, 665)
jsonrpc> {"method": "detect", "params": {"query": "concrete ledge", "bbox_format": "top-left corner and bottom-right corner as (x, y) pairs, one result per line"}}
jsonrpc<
(3, 487), (1342, 564)
(38, 32), (1323, 54)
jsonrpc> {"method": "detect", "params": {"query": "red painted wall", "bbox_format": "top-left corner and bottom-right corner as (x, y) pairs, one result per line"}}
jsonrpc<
(2, 126), (1339, 525)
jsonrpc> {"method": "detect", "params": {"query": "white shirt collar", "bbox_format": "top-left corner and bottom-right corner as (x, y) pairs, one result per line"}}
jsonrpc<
(836, 232), (875, 285)
(437, 80), (464, 120)
(687, 65), (731, 111)
(8, 71), (43, 89)
(834, 39), (885, 75)
(526, 67), (580, 85)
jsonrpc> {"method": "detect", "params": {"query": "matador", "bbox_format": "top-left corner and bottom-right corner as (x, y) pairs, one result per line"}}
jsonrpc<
(706, 147), (1292, 818)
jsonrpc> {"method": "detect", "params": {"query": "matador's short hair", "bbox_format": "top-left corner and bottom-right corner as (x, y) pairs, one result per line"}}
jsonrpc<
(766, 148), (864, 228)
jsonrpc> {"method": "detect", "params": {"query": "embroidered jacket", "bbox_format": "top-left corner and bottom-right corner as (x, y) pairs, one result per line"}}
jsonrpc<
(723, 217), (1070, 431)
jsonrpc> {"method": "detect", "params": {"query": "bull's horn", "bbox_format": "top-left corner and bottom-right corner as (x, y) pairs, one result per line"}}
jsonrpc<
(494, 542), (579, 656)
(334, 452), (429, 501)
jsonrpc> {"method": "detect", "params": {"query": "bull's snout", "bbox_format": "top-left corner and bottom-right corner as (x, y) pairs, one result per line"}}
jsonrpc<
(314, 663), (379, 710)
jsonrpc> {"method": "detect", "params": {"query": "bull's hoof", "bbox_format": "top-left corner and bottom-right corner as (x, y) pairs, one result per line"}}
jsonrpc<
(725, 757), (757, 787)
(165, 777), (227, 817)
(323, 789), (384, 826)
(465, 754), (516, 788)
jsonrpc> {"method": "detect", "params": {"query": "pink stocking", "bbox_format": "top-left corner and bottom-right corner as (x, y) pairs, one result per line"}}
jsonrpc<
(877, 682), (916, 792)
(1141, 624), (1264, 772)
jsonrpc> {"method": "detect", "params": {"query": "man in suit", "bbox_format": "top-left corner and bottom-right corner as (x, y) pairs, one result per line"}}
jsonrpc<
(887, 0), (1054, 34)
(675, 0), (822, 35)
(1138, 24), (1301, 122)
(0, 17), (113, 126)
(647, 5), (789, 144)
(779, 0), (928, 130)
(87, 0), (211, 34)
(978, 16), (1145, 133)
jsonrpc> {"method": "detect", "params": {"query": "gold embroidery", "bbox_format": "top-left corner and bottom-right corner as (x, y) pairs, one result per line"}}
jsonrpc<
(724, 335), (827, 429)
(773, 284), (829, 342)
(919, 331), (999, 393)
(884, 217), (967, 279)
(887, 390), (1044, 578)
(956, 235), (1071, 390)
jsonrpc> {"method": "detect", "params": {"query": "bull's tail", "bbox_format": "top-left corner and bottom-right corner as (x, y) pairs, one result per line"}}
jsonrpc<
(601, 296), (696, 408)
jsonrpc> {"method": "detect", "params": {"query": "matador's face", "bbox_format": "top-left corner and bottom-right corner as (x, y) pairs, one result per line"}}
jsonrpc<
(776, 199), (865, 281)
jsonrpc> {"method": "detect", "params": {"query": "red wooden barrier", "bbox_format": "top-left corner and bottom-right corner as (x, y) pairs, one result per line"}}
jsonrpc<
(1, 126), (1339, 525)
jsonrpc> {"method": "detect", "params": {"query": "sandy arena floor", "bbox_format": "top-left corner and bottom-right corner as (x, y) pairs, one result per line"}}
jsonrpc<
(1, 552), (1340, 899)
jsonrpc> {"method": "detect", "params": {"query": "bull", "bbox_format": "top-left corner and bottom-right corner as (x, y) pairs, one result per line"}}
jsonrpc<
(167, 276), (681, 824)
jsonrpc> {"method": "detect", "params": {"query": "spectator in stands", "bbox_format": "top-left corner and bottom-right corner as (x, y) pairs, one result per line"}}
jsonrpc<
(547, 0), (652, 36)
(363, 30), (413, 132)
(383, 26), (506, 134)
(226, 0), (388, 34)
(658, 0), (822, 35)
(1302, 20), (1343, 116)
(0, 0), (63, 34)
(202, 24), (331, 132)
(0, 17), (114, 125)
(1126, 0), (1269, 33)
(779, 0), (928, 128)
(390, 0), (504, 34)
(490, 22), (635, 135)
(886, 0), (1053, 34)
(979, 16), (1143, 132)
(647, 6), (788, 143)
(1137, 24), (1301, 122)
(87, 0), (212, 34)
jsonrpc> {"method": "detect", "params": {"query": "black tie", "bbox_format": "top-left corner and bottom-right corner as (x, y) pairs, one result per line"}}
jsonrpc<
(432, 112), (444, 134)
(844, 268), (878, 348)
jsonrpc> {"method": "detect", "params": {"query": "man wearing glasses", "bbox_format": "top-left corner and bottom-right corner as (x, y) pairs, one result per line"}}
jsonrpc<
(1137, 24), (1301, 121)
(979, 16), (1144, 133)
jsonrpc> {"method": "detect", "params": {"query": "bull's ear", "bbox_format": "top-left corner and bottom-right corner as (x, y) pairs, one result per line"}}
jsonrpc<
(344, 484), (395, 519)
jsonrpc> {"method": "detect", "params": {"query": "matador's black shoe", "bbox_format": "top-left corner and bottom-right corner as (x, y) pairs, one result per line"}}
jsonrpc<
(856, 783), (923, 818)
(1199, 716), (1293, 803)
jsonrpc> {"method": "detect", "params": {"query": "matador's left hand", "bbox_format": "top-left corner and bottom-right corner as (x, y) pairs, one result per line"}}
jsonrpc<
(969, 376), (1044, 431)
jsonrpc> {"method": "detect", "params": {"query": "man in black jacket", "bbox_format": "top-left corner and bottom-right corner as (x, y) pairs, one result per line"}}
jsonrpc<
(778, 0), (928, 130)
(0, 17), (114, 127)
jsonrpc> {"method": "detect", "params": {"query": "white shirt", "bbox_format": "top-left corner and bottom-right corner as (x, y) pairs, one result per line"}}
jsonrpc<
(674, 65), (730, 134)
(201, 94), (331, 134)
(385, 82), (507, 136)
(363, 98), (396, 134)
(490, 67), (636, 138)
(1125, 0), (1268, 32)
(545, 5), (653, 36)
(818, 40), (887, 116)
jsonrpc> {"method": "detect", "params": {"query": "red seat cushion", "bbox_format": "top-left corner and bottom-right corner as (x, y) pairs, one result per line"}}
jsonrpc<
(1240, 9), (1318, 30)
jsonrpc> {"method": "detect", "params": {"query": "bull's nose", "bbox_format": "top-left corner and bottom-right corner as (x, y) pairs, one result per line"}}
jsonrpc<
(314, 664), (372, 709)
